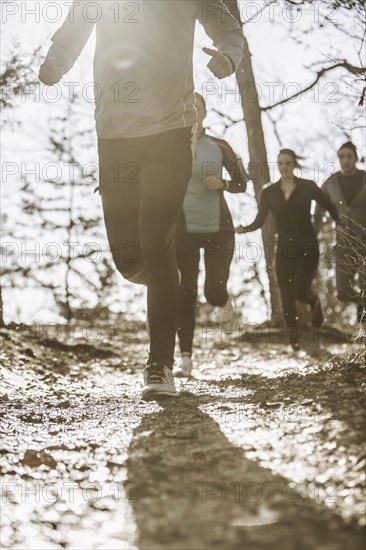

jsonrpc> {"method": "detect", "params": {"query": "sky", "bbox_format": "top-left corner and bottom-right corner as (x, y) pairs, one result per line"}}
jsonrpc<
(1, 0), (365, 323)
(2, 1), (364, 161)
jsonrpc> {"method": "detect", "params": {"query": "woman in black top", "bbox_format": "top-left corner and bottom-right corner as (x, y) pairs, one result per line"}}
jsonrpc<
(237, 149), (341, 349)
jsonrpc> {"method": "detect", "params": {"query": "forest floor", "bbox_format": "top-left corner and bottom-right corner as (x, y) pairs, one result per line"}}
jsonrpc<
(0, 320), (365, 550)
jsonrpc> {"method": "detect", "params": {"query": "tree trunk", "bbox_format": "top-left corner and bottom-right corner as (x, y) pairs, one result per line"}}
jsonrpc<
(221, 0), (281, 320)
(0, 282), (4, 327)
(235, 36), (282, 320)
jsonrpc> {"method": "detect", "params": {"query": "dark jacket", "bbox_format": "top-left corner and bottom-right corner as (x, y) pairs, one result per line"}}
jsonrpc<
(314, 170), (366, 248)
(242, 177), (340, 244)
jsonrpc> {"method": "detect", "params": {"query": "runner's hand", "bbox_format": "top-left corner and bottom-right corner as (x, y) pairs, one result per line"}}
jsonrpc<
(203, 175), (224, 191)
(39, 57), (63, 86)
(202, 47), (234, 79)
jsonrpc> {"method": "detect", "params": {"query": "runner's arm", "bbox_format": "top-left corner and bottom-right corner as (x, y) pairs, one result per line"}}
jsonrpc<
(196, 0), (244, 71)
(236, 190), (270, 233)
(313, 180), (331, 234)
(218, 139), (249, 193)
(39, 0), (95, 85)
(311, 180), (340, 225)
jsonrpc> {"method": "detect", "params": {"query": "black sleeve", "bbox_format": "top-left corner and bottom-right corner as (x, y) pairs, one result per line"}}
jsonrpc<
(216, 138), (249, 193)
(310, 180), (340, 223)
(240, 189), (270, 232)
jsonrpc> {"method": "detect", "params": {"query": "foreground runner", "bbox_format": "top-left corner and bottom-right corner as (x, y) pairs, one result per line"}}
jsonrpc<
(39, 1), (244, 400)
(314, 142), (366, 330)
(175, 93), (248, 377)
(237, 149), (341, 350)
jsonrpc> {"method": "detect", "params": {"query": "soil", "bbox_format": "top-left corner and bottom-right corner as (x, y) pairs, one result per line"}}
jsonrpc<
(1, 323), (365, 549)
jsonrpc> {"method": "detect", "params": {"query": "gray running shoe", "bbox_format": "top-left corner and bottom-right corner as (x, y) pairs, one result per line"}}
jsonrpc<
(142, 362), (177, 400)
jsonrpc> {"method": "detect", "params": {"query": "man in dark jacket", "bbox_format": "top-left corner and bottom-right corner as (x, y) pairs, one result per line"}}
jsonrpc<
(314, 142), (366, 325)
(39, 0), (244, 399)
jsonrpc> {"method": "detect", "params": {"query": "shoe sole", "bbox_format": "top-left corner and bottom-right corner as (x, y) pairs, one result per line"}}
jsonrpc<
(141, 388), (178, 401)
(141, 382), (178, 401)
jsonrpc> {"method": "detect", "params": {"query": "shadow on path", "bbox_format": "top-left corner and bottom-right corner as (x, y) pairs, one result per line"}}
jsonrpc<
(126, 396), (364, 550)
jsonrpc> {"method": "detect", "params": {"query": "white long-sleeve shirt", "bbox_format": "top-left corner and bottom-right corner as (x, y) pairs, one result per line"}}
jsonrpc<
(45, 0), (244, 139)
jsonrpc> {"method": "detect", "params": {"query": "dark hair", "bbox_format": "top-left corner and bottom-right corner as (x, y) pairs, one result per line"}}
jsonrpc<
(194, 92), (207, 111)
(278, 148), (303, 169)
(338, 141), (358, 161)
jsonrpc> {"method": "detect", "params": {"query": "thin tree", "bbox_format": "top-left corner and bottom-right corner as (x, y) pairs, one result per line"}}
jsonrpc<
(0, 41), (41, 325)
(19, 102), (117, 324)
(222, 0), (282, 320)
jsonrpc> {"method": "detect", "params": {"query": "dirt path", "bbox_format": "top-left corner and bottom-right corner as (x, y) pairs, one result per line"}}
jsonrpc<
(1, 325), (365, 549)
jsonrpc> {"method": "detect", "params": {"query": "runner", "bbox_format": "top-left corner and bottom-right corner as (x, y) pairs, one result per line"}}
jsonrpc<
(175, 93), (248, 376)
(314, 142), (366, 328)
(236, 149), (341, 350)
(39, 1), (244, 399)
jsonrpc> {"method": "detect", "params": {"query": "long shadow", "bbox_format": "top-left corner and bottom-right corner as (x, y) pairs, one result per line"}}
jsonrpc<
(126, 395), (364, 550)
(199, 358), (365, 448)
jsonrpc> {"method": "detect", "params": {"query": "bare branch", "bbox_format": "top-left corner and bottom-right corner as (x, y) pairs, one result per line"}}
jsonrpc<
(262, 61), (365, 111)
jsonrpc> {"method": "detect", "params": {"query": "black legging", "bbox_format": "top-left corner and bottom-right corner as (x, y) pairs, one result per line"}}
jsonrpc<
(98, 127), (193, 368)
(275, 241), (320, 343)
(176, 230), (235, 354)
